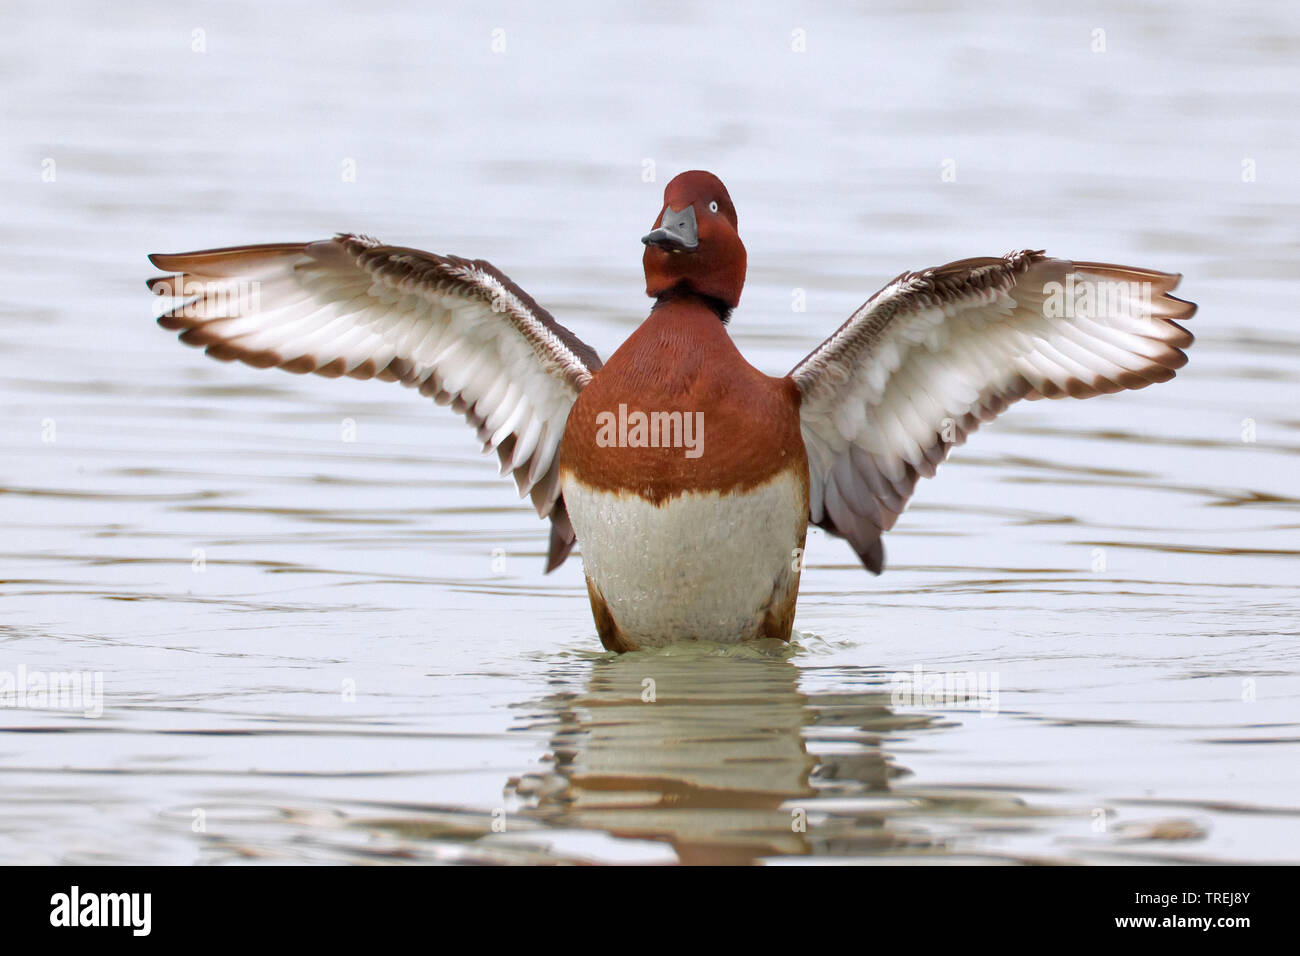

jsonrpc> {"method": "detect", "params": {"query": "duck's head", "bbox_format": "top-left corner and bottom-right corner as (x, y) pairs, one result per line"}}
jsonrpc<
(642, 170), (746, 315)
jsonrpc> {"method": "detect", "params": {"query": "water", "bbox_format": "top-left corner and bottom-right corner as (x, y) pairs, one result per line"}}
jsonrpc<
(1, 0), (1298, 864)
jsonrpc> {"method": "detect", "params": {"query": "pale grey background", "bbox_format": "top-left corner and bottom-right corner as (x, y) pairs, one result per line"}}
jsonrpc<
(0, 0), (1296, 863)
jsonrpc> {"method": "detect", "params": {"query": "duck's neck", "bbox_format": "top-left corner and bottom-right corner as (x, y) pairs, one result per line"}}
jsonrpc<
(650, 284), (734, 324)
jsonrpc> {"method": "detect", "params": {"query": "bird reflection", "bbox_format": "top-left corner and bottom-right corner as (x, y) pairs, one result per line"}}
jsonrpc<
(507, 647), (945, 864)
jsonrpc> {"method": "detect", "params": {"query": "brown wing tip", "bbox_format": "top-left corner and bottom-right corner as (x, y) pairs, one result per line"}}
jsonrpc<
(1161, 295), (1198, 322)
(157, 312), (193, 331)
(860, 537), (885, 575)
(545, 502), (578, 572)
(147, 242), (313, 275)
(1072, 259), (1184, 289)
(149, 251), (201, 272)
(1072, 260), (1198, 322)
(1164, 321), (1195, 349)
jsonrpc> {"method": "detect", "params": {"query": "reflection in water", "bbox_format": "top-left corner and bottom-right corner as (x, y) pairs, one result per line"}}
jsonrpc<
(508, 648), (969, 864)
(85, 646), (1275, 865)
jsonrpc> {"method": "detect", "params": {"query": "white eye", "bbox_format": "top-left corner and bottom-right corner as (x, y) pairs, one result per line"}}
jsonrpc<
(708, 200), (719, 213)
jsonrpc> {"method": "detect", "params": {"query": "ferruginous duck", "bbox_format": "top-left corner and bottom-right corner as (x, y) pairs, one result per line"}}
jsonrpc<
(148, 170), (1196, 652)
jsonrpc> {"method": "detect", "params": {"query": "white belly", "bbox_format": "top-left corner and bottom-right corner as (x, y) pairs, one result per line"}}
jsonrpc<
(562, 470), (807, 647)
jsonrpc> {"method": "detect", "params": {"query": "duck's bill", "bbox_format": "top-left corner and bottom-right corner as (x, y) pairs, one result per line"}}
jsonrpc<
(642, 203), (699, 252)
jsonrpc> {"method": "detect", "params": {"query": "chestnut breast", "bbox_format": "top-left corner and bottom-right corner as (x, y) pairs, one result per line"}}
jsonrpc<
(560, 299), (809, 504)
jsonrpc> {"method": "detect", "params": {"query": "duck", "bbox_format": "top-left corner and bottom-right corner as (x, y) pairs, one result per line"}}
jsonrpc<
(148, 170), (1196, 652)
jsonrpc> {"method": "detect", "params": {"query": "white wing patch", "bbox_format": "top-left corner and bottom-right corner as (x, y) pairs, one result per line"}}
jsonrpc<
(791, 251), (1196, 573)
(149, 235), (602, 571)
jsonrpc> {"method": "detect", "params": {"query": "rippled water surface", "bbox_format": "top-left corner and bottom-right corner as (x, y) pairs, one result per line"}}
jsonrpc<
(1, 0), (1298, 864)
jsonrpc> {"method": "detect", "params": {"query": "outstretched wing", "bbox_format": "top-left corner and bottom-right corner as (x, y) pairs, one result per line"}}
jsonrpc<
(148, 234), (603, 571)
(790, 250), (1196, 573)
